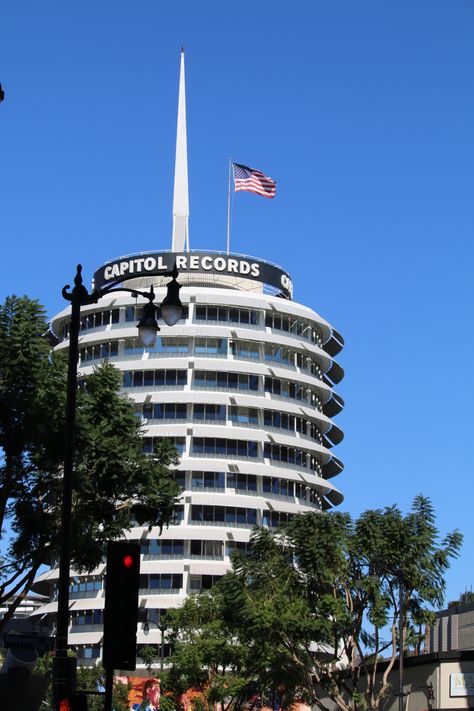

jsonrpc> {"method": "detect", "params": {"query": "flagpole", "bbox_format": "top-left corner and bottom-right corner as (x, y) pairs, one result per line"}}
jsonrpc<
(226, 158), (232, 254)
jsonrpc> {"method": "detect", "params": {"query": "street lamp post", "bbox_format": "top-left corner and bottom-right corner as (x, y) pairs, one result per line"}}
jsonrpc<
(398, 574), (404, 711)
(158, 622), (167, 671)
(52, 264), (181, 710)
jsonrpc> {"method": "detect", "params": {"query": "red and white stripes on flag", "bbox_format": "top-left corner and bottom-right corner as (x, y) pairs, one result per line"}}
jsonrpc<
(232, 163), (277, 198)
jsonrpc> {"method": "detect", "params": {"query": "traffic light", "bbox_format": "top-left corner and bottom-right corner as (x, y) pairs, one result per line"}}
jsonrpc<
(103, 541), (140, 670)
(59, 694), (87, 711)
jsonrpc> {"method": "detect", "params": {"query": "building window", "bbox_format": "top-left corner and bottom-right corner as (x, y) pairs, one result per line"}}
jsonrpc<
(156, 337), (189, 353)
(263, 443), (309, 468)
(124, 338), (146, 356)
(308, 456), (323, 475)
(191, 505), (256, 527)
(194, 371), (259, 391)
(192, 438), (258, 458)
(189, 574), (223, 591)
(195, 305), (259, 326)
(172, 471), (186, 489)
(79, 308), (120, 332)
(190, 540), (223, 558)
(141, 540), (184, 557)
(71, 610), (103, 626)
(308, 423), (323, 443)
(143, 609), (167, 624)
(79, 341), (119, 363)
(124, 336), (190, 356)
(69, 578), (102, 594)
(264, 344), (292, 366)
(125, 306), (136, 323)
(228, 406), (258, 425)
(308, 489), (322, 507)
(262, 511), (293, 528)
(264, 410), (292, 430)
(264, 376), (313, 404)
(230, 340), (260, 360)
(193, 404), (226, 422)
(123, 369), (187, 388)
(126, 305), (188, 323)
(263, 410), (307, 435)
(143, 403), (187, 420)
(191, 471), (225, 491)
(265, 313), (322, 345)
(143, 437), (186, 455)
(172, 505), (184, 523)
(225, 507), (257, 526)
(140, 574), (183, 591)
(62, 310), (120, 341)
(262, 477), (307, 498)
(71, 645), (101, 660)
(191, 505), (224, 524)
(194, 338), (227, 356)
(296, 353), (323, 379)
(227, 473), (257, 492)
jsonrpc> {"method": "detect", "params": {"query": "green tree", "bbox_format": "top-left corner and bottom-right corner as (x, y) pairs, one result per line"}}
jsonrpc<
(0, 295), (67, 622)
(140, 644), (160, 673)
(166, 590), (257, 710)
(448, 590), (474, 608)
(34, 658), (132, 710)
(167, 497), (462, 711)
(0, 295), (181, 630)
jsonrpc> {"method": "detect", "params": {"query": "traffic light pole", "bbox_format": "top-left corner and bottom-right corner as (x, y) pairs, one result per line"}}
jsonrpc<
(104, 667), (114, 711)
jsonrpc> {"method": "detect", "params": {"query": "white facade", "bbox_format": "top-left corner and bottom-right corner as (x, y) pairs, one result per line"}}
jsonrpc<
(31, 254), (344, 666)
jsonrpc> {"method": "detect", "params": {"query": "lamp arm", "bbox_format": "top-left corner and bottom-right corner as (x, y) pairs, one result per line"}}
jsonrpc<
(62, 265), (162, 306)
(394, 683), (434, 698)
(62, 264), (180, 308)
(96, 285), (156, 303)
(98, 266), (178, 301)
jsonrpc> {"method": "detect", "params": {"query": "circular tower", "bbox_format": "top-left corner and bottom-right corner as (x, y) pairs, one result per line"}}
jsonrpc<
(32, 249), (344, 667)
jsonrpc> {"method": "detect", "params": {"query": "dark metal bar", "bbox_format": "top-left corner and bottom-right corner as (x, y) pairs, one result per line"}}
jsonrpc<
(399, 575), (404, 711)
(160, 624), (165, 671)
(53, 270), (85, 708)
(104, 666), (114, 711)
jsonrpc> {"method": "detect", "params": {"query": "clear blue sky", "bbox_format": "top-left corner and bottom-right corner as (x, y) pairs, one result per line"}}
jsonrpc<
(1, 1), (473, 605)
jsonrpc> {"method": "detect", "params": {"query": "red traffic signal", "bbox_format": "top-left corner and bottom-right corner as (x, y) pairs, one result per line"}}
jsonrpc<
(123, 554), (134, 569)
(103, 541), (140, 671)
(59, 695), (87, 711)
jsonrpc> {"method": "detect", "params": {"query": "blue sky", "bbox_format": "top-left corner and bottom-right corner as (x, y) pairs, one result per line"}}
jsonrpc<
(1, 1), (473, 605)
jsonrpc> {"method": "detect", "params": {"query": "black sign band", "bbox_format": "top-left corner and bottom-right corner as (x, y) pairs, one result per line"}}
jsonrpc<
(92, 251), (293, 299)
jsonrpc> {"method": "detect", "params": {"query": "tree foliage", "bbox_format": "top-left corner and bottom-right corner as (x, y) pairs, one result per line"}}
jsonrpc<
(0, 295), (181, 629)
(166, 498), (462, 711)
(34, 657), (130, 711)
(165, 591), (257, 710)
(448, 590), (474, 608)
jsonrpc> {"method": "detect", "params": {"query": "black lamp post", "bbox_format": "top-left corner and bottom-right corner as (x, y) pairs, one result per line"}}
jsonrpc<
(398, 573), (404, 711)
(52, 264), (181, 710)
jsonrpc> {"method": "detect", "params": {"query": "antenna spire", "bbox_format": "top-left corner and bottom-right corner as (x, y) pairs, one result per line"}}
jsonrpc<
(171, 47), (189, 252)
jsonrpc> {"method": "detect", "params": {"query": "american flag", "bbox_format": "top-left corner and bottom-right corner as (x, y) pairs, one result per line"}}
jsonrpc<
(232, 163), (277, 198)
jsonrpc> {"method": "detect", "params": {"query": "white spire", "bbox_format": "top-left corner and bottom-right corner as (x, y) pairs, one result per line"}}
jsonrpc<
(172, 48), (189, 252)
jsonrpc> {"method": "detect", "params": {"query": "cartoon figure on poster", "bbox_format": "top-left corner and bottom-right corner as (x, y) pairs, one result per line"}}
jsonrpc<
(131, 677), (161, 710)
